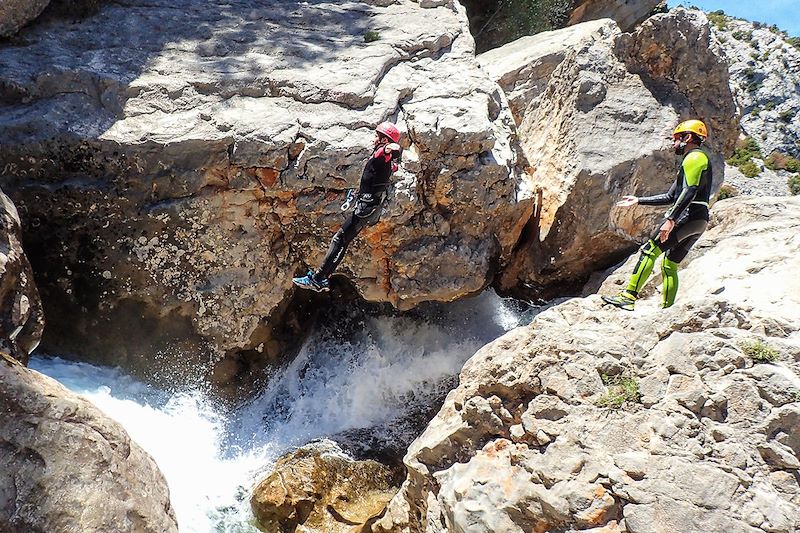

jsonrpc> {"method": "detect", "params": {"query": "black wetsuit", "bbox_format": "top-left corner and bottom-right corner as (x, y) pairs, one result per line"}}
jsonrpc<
(314, 144), (401, 281)
(638, 147), (713, 262)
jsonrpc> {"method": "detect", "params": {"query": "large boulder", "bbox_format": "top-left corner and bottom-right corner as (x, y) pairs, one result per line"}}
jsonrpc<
(0, 0), (530, 380)
(569, 0), (663, 31)
(0, 0), (49, 37)
(0, 357), (178, 532)
(0, 189), (43, 365)
(251, 440), (402, 533)
(372, 196), (800, 533)
(486, 9), (739, 299)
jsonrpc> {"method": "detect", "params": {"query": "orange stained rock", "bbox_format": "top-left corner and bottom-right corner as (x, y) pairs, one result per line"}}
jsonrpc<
(254, 167), (280, 188)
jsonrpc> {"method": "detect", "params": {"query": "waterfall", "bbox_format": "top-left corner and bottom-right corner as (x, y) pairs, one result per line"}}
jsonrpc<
(30, 290), (537, 532)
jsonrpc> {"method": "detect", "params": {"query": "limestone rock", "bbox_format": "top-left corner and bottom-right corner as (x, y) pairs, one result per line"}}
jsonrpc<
(0, 358), (177, 532)
(487, 10), (738, 299)
(478, 19), (611, 124)
(372, 196), (800, 533)
(569, 0), (663, 32)
(0, 0), (530, 379)
(0, 0), (49, 37)
(251, 440), (402, 533)
(710, 14), (800, 158)
(0, 189), (44, 365)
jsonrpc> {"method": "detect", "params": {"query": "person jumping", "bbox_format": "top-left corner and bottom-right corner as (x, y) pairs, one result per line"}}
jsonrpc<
(602, 119), (713, 311)
(293, 122), (402, 292)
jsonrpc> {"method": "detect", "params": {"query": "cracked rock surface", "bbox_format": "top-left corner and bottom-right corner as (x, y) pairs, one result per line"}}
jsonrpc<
(485, 10), (739, 299)
(0, 356), (177, 532)
(0, 0), (530, 375)
(372, 196), (800, 533)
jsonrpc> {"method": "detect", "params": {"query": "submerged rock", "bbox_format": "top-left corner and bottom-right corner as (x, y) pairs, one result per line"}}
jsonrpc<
(0, 357), (178, 532)
(486, 9), (738, 299)
(0, 188), (43, 365)
(373, 196), (800, 533)
(251, 440), (403, 533)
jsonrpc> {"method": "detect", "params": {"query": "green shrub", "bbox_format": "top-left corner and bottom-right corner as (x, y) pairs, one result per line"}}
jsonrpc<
(739, 161), (760, 178)
(779, 109), (796, 123)
(364, 30), (380, 43)
(788, 36), (800, 51)
(716, 184), (739, 200)
(732, 30), (753, 42)
(708, 11), (728, 31)
(740, 339), (780, 363)
(765, 151), (800, 172)
(596, 374), (641, 409)
(765, 101), (776, 111)
(727, 137), (763, 176)
(789, 175), (800, 195)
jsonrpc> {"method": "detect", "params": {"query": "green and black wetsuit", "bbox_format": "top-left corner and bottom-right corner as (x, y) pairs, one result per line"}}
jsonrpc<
(625, 148), (713, 307)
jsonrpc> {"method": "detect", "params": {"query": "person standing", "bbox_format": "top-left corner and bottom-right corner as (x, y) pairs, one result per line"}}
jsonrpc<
(293, 122), (402, 292)
(603, 119), (713, 311)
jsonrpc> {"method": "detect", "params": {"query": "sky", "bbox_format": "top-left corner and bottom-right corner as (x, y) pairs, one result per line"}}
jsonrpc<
(667, 0), (800, 36)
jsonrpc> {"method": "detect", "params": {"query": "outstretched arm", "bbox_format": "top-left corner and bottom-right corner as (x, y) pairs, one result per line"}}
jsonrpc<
(637, 181), (678, 206)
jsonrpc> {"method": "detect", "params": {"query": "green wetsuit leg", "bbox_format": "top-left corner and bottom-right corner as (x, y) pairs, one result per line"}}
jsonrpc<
(661, 257), (679, 308)
(625, 240), (663, 296)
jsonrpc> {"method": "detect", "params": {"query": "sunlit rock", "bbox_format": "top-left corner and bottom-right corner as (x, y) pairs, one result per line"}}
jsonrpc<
(0, 0), (530, 380)
(0, 358), (177, 532)
(251, 440), (402, 533)
(484, 10), (738, 299)
(569, 0), (663, 31)
(373, 196), (800, 533)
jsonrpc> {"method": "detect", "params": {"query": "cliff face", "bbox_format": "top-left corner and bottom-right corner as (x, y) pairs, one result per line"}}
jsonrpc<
(704, 12), (800, 198)
(373, 196), (800, 533)
(0, 0), (531, 379)
(713, 16), (800, 158)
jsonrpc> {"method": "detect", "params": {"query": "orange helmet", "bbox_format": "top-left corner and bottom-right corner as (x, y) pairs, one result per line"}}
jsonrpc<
(673, 119), (708, 140)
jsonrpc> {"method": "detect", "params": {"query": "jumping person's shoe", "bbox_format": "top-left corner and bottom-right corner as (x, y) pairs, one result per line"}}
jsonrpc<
(292, 271), (330, 292)
(601, 291), (636, 311)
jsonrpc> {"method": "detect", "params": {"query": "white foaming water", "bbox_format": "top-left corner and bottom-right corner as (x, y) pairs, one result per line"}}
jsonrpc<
(30, 290), (537, 533)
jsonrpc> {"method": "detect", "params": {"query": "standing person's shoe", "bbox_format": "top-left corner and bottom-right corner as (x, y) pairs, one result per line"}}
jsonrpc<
(292, 271), (330, 292)
(601, 291), (636, 311)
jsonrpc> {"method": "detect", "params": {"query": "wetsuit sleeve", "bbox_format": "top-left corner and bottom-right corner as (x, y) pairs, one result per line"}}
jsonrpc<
(664, 150), (708, 220)
(637, 181), (678, 206)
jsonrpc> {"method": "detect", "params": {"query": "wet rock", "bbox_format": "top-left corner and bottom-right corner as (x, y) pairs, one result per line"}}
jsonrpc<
(0, 189), (43, 365)
(0, 358), (177, 532)
(251, 440), (402, 533)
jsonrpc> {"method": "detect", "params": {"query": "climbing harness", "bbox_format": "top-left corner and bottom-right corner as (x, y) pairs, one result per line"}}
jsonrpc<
(340, 189), (355, 211)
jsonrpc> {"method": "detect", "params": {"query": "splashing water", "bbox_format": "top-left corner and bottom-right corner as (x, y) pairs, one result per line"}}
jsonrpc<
(30, 290), (537, 532)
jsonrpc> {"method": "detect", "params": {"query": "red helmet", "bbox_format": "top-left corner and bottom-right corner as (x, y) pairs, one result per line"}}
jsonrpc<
(375, 121), (400, 143)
